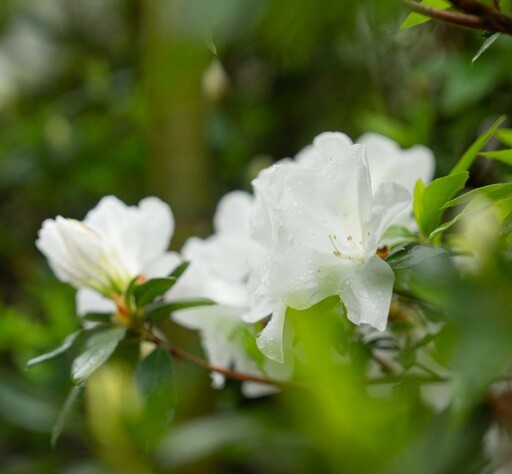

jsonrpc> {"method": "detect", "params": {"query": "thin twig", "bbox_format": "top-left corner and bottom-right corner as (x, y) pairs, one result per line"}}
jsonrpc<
(448, 0), (512, 32)
(415, 361), (444, 379)
(146, 332), (297, 387)
(143, 329), (512, 389)
(401, 0), (491, 31)
(372, 352), (395, 373)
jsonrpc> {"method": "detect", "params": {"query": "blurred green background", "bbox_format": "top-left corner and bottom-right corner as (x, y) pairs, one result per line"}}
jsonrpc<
(2, 1), (512, 473)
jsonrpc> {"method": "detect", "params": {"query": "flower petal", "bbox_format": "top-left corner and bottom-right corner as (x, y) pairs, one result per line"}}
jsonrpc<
(256, 303), (287, 362)
(172, 237), (249, 307)
(144, 251), (182, 279)
(76, 288), (115, 315)
(338, 255), (394, 331)
(213, 191), (253, 236)
(358, 133), (435, 194)
(366, 182), (411, 252)
(173, 305), (253, 389)
(84, 195), (174, 276)
(258, 144), (373, 257)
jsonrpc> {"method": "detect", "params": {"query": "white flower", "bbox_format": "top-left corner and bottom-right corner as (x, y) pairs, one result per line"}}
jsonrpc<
(297, 132), (435, 230)
(249, 133), (411, 362)
(36, 195), (179, 314)
(170, 191), (291, 396)
(358, 133), (435, 229)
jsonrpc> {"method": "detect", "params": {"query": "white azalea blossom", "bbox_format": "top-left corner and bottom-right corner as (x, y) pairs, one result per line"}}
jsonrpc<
(171, 191), (291, 396)
(297, 132), (435, 230)
(358, 133), (435, 229)
(249, 133), (411, 362)
(37, 195), (179, 315)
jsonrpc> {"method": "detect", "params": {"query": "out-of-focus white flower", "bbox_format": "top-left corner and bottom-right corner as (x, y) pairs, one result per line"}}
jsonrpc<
(249, 133), (411, 362)
(170, 191), (291, 396)
(37, 196), (179, 314)
(484, 422), (512, 473)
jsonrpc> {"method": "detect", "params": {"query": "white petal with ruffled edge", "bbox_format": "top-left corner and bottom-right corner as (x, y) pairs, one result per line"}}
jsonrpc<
(250, 136), (411, 361)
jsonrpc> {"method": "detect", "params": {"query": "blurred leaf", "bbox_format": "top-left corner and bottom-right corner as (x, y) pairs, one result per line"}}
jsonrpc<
(414, 172), (469, 237)
(134, 346), (175, 448)
(147, 298), (215, 323)
(431, 193), (512, 238)
(52, 384), (84, 447)
(27, 330), (84, 369)
(472, 33), (501, 64)
(156, 415), (263, 469)
(480, 149), (512, 166)
(382, 225), (418, 245)
(495, 128), (512, 147)
(500, 211), (512, 236)
(414, 333), (436, 349)
(414, 178), (426, 231)
(0, 375), (58, 432)
(450, 115), (506, 175)
(133, 277), (177, 307)
(430, 185), (512, 238)
(82, 312), (113, 323)
(124, 275), (140, 306)
(387, 245), (448, 270)
(71, 326), (127, 382)
(401, 0), (451, 30)
(441, 59), (503, 116)
(443, 183), (512, 208)
(168, 261), (190, 279)
(357, 112), (417, 147)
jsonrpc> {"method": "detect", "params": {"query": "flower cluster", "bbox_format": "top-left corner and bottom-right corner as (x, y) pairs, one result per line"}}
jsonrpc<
(36, 131), (434, 395)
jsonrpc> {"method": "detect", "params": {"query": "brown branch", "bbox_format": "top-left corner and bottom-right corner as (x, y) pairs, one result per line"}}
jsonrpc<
(143, 330), (512, 390)
(402, 0), (491, 31)
(448, 0), (512, 33)
(402, 0), (512, 35)
(145, 332), (298, 387)
(449, 0), (495, 15)
(169, 345), (292, 386)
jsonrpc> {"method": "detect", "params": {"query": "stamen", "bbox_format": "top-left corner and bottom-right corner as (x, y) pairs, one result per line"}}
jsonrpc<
(329, 234), (351, 260)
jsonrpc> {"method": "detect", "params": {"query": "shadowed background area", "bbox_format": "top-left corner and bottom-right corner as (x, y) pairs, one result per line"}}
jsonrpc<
(1, 1), (512, 473)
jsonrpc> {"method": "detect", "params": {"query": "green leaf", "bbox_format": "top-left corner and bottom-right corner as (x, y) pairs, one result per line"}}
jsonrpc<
(413, 178), (425, 229)
(387, 245), (448, 270)
(443, 183), (512, 208)
(400, 0), (451, 30)
(168, 261), (190, 279)
(82, 312), (112, 322)
(71, 326), (127, 382)
(481, 149), (512, 166)
(134, 347), (175, 447)
(147, 298), (216, 323)
(500, 211), (512, 236)
(430, 193), (512, 239)
(472, 33), (501, 64)
(133, 277), (177, 307)
(495, 129), (512, 147)
(382, 225), (418, 244)
(428, 219), (458, 239)
(415, 172), (469, 237)
(27, 330), (84, 368)
(51, 384), (83, 447)
(450, 115), (506, 175)
(414, 333), (436, 349)
(124, 275), (140, 307)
